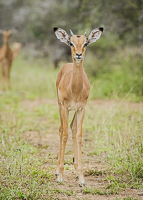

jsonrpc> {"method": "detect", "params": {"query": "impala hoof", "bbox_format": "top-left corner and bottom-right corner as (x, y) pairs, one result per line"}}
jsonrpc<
(57, 176), (63, 183)
(55, 169), (59, 176)
(57, 180), (63, 183)
(79, 183), (85, 187)
(55, 173), (59, 176)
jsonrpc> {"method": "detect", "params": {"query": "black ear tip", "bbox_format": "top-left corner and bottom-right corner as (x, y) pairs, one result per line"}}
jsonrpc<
(54, 27), (58, 32)
(99, 27), (104, 32)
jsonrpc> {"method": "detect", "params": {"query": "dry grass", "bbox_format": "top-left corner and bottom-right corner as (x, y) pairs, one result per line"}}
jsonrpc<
(0, 56), (143, 199)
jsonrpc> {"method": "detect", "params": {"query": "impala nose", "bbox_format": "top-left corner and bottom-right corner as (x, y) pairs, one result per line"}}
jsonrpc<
(76, 53), (82, 56)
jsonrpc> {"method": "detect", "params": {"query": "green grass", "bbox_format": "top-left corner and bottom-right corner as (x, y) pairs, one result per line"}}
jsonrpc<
(85, 46), (143, 101)
(115, 197), (138, 200)
(0, 55), (143, 199)
(84, 100), (143, 185)
(11, 56), (57, 100)
(82, 187), (118, 195)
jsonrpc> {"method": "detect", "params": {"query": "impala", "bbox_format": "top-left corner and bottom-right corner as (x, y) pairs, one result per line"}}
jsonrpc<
(0, 29), (20, 91)
(54, 26), (103, 186)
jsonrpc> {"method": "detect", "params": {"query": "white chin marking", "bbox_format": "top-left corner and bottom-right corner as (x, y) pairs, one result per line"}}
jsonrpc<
(75, 60), (81, 64)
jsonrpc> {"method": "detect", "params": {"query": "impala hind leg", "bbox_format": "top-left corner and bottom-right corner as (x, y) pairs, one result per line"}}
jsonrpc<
(7, 62), (12, 90)
(57, 107), (69, 183)
(56, 105), (63, 176)
(1, 64), (6, 91)
(70, 112), (78, 178)
(77, 108), (85, 187)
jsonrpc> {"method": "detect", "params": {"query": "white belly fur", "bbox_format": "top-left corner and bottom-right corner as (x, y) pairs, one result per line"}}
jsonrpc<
(58, 89), (83, 111)
(67, 101), (83, 111)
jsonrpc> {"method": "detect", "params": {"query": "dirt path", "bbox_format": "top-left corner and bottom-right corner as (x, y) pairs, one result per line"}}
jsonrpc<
(22, 99), (143, 200)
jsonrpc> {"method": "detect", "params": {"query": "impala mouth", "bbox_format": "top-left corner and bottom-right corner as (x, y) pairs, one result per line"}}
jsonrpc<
(74, 56), (83, 61)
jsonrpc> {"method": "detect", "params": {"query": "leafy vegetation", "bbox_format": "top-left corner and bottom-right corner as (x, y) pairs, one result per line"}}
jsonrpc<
(85, 46), (143, 101)
(0, 0), (143, 69)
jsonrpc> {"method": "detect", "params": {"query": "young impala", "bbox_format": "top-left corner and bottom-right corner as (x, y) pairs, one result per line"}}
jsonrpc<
(0, 29), (20, 91)
(54, 26), (103, 186)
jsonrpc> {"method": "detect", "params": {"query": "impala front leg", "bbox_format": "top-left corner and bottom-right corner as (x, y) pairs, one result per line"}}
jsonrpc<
(77, 108), (85, 187)
(70, 112), (78, 177)
(56, 104), (63, 176)
(7, 61), (12, 90)
(57, 106), (69, 183)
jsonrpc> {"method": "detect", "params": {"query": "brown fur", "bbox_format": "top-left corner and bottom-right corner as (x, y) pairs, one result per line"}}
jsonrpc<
(54, 27), (103, 186)
(55, 32), (90, 186)
(12, 42), (22, 60)
(0, 31), (21, 91)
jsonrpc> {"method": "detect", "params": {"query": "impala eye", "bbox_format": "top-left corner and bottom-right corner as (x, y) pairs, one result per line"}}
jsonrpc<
(70, 42), (74, 47)
(83, 42), (88, 47)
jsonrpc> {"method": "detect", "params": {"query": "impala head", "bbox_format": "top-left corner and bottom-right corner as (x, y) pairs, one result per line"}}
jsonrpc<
(0, 28), (18, 43)
(54, 27), (103, 64)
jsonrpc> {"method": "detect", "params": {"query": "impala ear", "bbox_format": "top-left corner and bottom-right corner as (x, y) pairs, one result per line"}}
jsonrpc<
(54, 27), (70, 46)
(87, 27), (103, 45)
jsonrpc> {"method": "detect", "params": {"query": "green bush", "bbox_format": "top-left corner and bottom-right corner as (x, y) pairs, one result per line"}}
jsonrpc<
(85, 46), (143, 101)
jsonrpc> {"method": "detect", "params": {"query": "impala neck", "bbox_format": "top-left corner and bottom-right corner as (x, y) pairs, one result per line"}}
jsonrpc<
(3, 41), (9, 50)
(4, 39), (9, 44)
(71, 59), (84, 97)
(3, 41), (10, 54)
